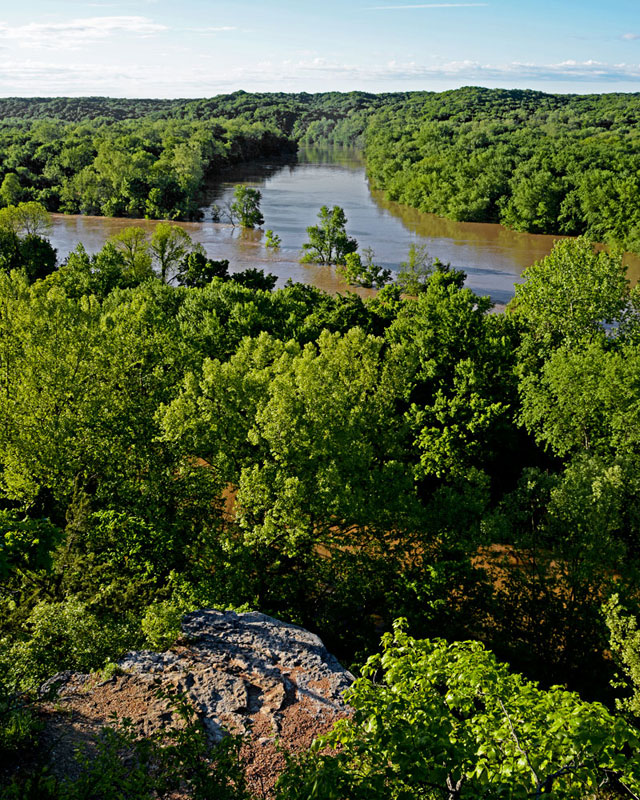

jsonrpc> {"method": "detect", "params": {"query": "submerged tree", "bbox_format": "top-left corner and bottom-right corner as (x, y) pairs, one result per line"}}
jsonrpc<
(230, 185), (264, 229)
(301, 205), (358, 265)
(396, 243), (440, 295)
(265, 229), (281, 249)
(337, 247), (391, 288)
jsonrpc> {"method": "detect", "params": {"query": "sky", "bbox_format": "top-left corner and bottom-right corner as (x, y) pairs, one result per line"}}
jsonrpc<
(1, 0), (639, 97)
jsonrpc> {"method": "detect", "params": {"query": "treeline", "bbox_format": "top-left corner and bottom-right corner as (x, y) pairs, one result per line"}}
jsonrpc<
(364, 86), (640, 249)
(0, 116), (293, 220)
(0, 91), (383, 220)
(0, 90), (385, 134)
(2, 88), (640, 245)
(2, 219), (640, 794)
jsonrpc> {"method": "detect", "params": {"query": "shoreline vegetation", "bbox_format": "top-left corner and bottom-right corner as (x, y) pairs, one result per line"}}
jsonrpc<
(0, 87), (639, 253)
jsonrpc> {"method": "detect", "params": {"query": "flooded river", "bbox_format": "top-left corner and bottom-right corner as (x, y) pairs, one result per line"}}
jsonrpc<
(48, 146), (640, 304)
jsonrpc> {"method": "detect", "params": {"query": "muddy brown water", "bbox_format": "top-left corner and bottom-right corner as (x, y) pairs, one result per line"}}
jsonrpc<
(48, 146), (640, 303)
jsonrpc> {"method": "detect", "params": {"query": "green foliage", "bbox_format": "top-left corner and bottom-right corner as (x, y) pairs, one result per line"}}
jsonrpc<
(2, 88), (640, 245)
(141, 601), (183, 651)
(177, 250), (229, 287)
(230, 185), (264, 228)
(0, 106), (295, 221)
(0, 173), (22, 207)
(17, 234), (57, 283)
(265, 228), (281, 249)
(518, 339), (640, 459)
(364, 87), (640, 248)
(301, 205), (358, 265)
(0, 228), (57, 284)
(396, 243), (439, 295)
(276, 623), (640, 800)
(509, 238), (630, 352)
(480, 457), (638, 695)
(108, 226), (154, 283)
(2, 211), (640, 795)
(0, 512), (61, 581)
(150, 222), (193, 283)
(44, 242), (142, 298)
(386, 265), (514, 483)
(0, 683), (40, 759)
(0, 202), (52, 238)
(1, 598), (135, 691)
(604, 595), (640, 720)
(337, 248), (391, 288)
(231, 267), (277, 291)
(0, 202), (56, 283)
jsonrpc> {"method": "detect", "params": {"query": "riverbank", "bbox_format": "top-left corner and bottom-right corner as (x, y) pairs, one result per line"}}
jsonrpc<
(47, 147), (640, 303)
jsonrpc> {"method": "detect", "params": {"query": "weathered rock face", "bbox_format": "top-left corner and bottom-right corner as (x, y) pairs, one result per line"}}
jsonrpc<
(41, 609), (353, 793)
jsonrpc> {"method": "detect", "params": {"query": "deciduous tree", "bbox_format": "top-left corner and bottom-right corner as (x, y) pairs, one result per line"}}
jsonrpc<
(301, 205), (357, 265)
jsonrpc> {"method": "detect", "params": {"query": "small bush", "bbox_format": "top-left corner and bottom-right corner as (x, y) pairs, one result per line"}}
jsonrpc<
(141, 601), (183, 651)
(2, 599), (136, 692)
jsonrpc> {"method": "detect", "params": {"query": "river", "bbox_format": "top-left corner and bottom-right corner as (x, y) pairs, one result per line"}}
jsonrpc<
(47, 146), (640, 304)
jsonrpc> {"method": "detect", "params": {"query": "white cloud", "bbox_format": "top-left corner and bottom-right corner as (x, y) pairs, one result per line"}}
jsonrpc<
(622, 33), (639, 40)
(184, 26), (238, 33)
(2, 56), (640, 98)
(0, 59), (226, 96)
(282, 56), (640, 84)
(0, 16), (167, 50)
(369, 3), (488, 8)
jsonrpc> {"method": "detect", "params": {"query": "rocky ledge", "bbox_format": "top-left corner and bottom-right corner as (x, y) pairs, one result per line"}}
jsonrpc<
(40, 609), (353, 794)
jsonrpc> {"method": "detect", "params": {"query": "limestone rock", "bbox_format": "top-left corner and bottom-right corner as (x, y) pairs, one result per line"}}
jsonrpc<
(41, 609), (353, 793)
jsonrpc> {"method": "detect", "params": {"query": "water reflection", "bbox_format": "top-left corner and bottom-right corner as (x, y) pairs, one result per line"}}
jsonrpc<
(48, 146), (640, 303)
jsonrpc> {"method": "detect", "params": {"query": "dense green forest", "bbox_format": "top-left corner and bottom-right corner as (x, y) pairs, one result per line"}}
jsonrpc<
(0, 115), (293, 220)
(364, 88), (640, 250)
(0, 92), (377, 220)
(3, 88), (640, 796)
(2, 88), (640, 248)
(2, 195), (640, 795)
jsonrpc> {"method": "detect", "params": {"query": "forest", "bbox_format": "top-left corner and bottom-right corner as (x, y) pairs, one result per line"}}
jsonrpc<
(2, 204), (640, 796)
(2, 89), (640, 798)
(1, 88), (640, 249)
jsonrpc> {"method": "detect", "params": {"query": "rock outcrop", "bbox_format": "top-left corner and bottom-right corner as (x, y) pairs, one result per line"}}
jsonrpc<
(41, 609), (353, 793)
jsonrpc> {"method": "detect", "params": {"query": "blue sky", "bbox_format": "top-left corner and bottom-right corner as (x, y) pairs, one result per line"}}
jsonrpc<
(1, 0), (639, 97)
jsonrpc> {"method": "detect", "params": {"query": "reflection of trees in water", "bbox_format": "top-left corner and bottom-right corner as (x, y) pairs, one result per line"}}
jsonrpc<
(204, 146), (364, 206)
(369, 189), (566, 274)
(369, 189), (640, 281)
(296, 145), (364, 169)
(203, 154), (298, 205)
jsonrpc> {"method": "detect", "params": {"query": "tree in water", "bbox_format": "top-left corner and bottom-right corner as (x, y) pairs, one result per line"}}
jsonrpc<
(230, 185), (264, 229)
(301, 205), (357, 265)
(337, 247), (391, 289)
(395, 243), (441, 295)
(265, 229), (281, 249)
